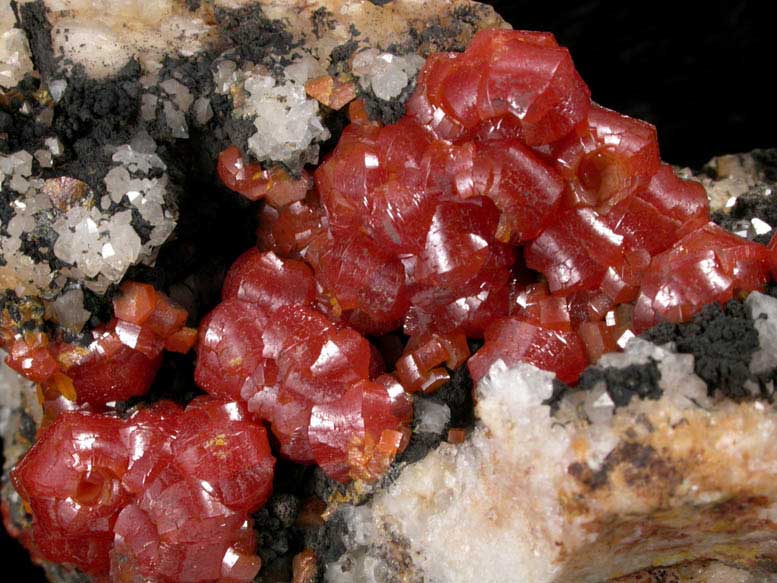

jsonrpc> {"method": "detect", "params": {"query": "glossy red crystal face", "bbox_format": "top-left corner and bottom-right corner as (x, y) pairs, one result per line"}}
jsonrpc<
(11, 397), (274, 580)
(632, 223), (771, 331)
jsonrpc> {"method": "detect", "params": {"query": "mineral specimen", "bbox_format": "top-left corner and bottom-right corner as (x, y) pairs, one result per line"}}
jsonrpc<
(216, 25), (772, 403)
(4, 1), (777, 581)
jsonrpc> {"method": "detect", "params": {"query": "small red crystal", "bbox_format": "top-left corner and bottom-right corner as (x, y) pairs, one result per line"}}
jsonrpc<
(5, 338), (59, 383)
(67, 340), (162, 407)
(309, 376), (412, 483)
(407, 29), (590, 145)
(468, 318), (588, 384)
(218, 146), (310, 204)
(194, 298), (267, 401)
(525, 207), (626, 295)
(553, 105), (660, 210)
(464, 138), (564, 243)
(113, 282), (158, 325)
(256, 194), (328, 258)
(633, 222), (771, 331)
(164, 326), (198, 354)
(313, 232), (410, 334)
(395, 333), (469, 394)
(222, 247), (316, 311)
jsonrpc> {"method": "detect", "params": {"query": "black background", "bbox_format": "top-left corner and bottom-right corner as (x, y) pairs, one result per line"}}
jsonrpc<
(2, 0), (774, 577)
(488, 0), (775, 167)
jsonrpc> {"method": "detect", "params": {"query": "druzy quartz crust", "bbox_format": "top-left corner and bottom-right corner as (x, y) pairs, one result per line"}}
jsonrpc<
(3, 18), (777, 583)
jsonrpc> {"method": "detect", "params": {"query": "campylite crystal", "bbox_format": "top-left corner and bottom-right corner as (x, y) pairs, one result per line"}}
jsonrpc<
(11, 397), (274, 580)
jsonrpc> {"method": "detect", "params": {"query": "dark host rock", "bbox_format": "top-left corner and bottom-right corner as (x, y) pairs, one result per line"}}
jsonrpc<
(214, 5), (297, 71)
(641, 301), (760, 399)
(713, 189), (777, 245)
(578, 360), (663, 408)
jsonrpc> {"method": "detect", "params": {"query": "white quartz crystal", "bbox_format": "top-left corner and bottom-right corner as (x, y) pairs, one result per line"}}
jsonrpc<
(0, 25), (34, 89)
(214, 57), (331, 166)
(352, 49), (425, 101)
(34, 149), (53, 168)
(163, 100), (189, 138)
(159, 78), (193, 138)
(160, 78), (193, 111)
(141, 93), (159, 121)
(49, 288), (91, 332)
(45, 136), (64, 157)
(0, 357), (29, 436)
(415, 399), (451, 434)
(192, 96), (213, 126)
(283, 54), (326, 85)
(214, 59), (239, 95)
(48, 79), (68, 102)
(242, 69), (330, 166)
(747, 291), (777, 375)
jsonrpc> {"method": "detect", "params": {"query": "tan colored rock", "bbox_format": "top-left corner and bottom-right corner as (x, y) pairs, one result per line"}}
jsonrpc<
(328, 342), (777, 582)
(687, 150), (776, 213)
(615, 560), (777, 583)
(39, 0), (505, 79)
(0, 2), (34, 88)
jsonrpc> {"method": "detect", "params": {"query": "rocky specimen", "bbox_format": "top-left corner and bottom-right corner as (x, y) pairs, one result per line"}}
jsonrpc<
(614, 561), (777, 583)
(4, 1), (777, 582)
(328, 334), (777, 582)
(217, 26), (772, 408)
(1, 1), (506, 581)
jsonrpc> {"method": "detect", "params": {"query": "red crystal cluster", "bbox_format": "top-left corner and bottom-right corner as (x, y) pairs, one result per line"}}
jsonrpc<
(3, 283), (197, 416)
(10, 397), (274, 580)
(195, 248), (412, 482)
(216, 28), (773, 396)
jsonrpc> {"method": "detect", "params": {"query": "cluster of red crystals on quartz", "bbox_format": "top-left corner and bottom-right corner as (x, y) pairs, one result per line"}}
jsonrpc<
(3, 282), (197, 416)
(9, 25), (777, 582)
(213, 27), (775, 427)
(10, 397), (274, 581)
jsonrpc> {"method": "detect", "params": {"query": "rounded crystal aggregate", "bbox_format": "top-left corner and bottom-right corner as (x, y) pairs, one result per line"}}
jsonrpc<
(11, 397), (274, 579)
